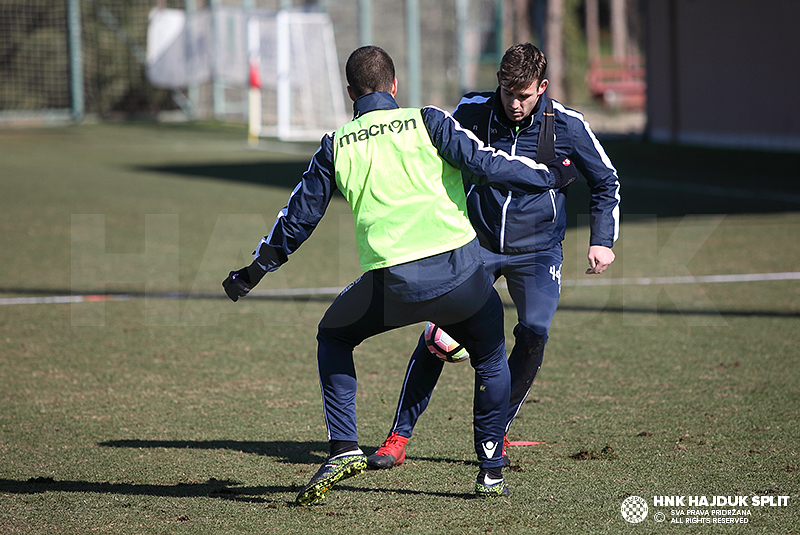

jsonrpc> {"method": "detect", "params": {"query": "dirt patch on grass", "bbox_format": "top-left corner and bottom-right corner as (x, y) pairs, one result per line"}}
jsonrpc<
(569, 444), (618, 461)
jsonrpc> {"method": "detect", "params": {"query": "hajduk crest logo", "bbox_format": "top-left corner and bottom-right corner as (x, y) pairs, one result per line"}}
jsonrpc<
(621, 496), (648, 523)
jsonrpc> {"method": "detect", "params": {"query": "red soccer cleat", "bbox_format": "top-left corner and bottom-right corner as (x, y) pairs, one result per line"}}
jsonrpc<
(367, 432), (408, 469)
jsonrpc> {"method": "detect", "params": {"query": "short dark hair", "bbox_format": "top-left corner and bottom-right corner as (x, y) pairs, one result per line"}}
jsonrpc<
(345, 46), (396, 98)
(498, 43), (547, 92)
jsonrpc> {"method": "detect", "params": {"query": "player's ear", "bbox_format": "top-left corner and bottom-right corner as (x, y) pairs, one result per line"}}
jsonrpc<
(538, 79), (549, 95)
(347, 86), (357, 102)
(390, 78), (398, 97)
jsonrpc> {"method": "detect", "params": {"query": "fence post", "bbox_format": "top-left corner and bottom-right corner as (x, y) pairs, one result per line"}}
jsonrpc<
(406, 0), (421, 108)
(358, 0), (372, 46)
(67, 0), (84, 122)
(210, 0), (225, 118)
(186, 0), (199, 116)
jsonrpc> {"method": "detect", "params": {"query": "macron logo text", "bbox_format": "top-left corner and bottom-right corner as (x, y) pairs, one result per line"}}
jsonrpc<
(339, 118), (418, 147)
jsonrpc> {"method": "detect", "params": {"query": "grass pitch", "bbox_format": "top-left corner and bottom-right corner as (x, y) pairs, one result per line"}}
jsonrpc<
(0, 123), (799, 534)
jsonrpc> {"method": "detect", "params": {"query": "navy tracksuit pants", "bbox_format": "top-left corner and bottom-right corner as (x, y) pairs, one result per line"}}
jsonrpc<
(387, 246), (562, 438)
(316, 265), (510, 470)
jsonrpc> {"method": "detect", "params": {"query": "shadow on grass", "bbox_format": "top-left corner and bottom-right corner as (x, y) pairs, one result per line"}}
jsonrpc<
(136, 161), (312, 191)
(98, 439), (330, 464)
(91, 440), (478, 501)
(0, 438), (478, 504)
(98, 439), (475, 468)
(335, 484), (474, 500)
(137, 141), (800, 223)
(0, 477), (287, 504)
(399, 456), (479, 467)
(0, 475), (473, 503)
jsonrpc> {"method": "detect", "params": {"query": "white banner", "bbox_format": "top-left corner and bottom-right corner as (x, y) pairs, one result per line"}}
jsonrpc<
(146, 8), (212, 89)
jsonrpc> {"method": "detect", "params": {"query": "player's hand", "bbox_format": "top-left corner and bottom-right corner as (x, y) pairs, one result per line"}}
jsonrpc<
(586, 245), (615, 275)
(548, 157), (578, 189)
(222, 262), (266, 302)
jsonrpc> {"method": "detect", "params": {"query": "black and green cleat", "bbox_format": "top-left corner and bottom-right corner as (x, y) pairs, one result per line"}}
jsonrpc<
(296, 450), (367, 506)
(475, 470), (511, 498)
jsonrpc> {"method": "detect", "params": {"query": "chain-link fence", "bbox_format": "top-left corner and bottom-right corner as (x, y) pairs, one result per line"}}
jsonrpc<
(0, 0), (518, 125)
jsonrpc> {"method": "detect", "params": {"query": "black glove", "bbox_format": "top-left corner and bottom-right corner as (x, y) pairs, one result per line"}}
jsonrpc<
(548, 157), (578, 189)
(222, 261), (267, 302)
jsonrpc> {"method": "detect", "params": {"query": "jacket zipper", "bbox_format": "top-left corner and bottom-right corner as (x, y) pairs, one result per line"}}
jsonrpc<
(498, 127), (520, 253)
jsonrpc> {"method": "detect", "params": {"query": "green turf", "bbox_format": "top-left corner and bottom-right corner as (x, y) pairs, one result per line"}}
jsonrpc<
(1, 123), (798, 534)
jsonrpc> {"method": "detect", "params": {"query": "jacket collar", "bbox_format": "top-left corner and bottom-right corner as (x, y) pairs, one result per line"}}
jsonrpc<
(352, 91), (400, 119)
(490, 87), (547, 130)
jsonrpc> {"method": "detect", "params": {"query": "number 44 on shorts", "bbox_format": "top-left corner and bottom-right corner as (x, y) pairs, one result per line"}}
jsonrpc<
(549, 264), (562, 293)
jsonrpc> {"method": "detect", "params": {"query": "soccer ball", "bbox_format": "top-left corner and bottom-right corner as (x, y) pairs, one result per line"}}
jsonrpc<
(423, 322), (470, 363)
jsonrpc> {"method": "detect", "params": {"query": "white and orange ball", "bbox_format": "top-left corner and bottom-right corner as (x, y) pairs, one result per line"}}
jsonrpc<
(423, 322), (470, 363)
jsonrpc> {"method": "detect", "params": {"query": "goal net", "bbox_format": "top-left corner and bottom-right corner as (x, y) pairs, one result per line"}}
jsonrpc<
(251, 10), (348, 141)
(146, 7), (348, 141)
(1, 2), (347, 140)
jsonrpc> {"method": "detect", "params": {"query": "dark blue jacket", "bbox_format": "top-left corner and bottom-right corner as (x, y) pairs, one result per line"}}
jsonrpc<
(256, 92), (560, 298)
(455, 89), (621, 254)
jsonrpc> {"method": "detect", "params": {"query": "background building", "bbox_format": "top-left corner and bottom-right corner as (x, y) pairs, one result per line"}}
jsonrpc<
(645, 0), (800, 151)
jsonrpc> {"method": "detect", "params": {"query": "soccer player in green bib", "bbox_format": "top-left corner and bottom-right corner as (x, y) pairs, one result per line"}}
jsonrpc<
(223, 46), (576, 505)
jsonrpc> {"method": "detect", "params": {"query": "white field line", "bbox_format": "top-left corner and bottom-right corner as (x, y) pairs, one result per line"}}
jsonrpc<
(560, 271), (800, 287)
(1, 272), (799, 306)
(0, 294), (134, 306)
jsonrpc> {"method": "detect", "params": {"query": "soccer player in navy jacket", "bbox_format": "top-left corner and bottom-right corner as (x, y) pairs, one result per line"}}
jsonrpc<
(369, 43), (621, 470)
